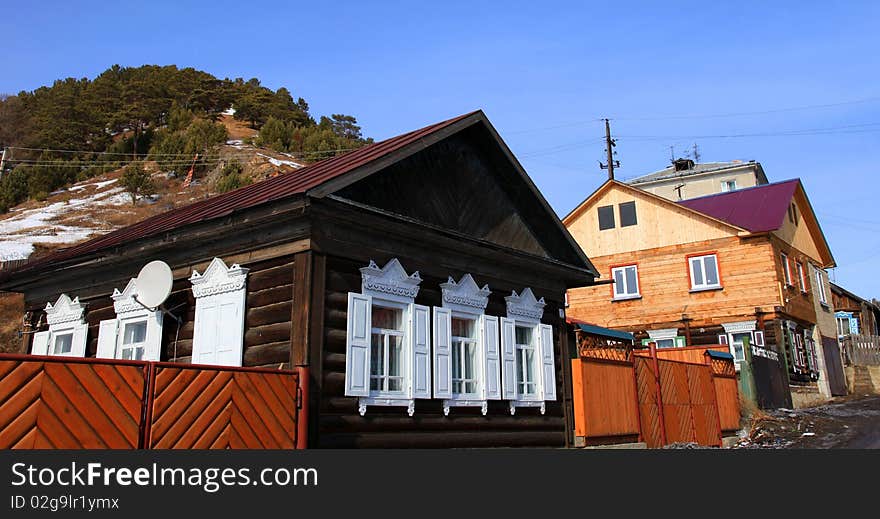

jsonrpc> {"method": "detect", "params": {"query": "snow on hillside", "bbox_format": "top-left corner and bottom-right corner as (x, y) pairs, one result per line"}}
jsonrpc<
(0, 179), (129, 261)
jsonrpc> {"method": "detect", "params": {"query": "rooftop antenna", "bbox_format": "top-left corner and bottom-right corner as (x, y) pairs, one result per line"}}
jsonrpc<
(669, 145), (675, 164)
(692, 143), (701, 163)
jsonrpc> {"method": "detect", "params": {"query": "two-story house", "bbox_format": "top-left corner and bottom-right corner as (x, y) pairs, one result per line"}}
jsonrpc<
(563, 178), (840, 409)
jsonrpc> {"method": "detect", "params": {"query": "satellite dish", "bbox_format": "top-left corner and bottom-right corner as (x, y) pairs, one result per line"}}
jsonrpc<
(135, 260), (173, 308)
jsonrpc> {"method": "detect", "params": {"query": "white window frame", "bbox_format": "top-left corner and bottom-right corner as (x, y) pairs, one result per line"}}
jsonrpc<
(721, 179), (737, 192)
(720, 320), (765, 369)
(31, 294), (89, 358)
(781, 253), (792, 286)
(611, 265), (640, 300)
(688, 254), (721, 291)
(643, 328), (685, 348)
(814, 266), (828, 305)
(344, 258), (429, 417)
(501, 288), (556, 415)
(434, 274), (500, 416)
(796, 262), (807, 293)
(96, 278), (163, 361)
(190, 257), (249, 367)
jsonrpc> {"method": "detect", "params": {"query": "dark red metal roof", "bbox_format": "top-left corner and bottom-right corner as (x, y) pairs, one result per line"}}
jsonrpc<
(678, 179), (800, 232)
(7, 111), (479, 277)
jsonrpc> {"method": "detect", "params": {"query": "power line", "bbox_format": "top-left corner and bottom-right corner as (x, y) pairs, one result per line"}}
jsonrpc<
(606, 96), (880, 121)
(616, 122), (880, 142)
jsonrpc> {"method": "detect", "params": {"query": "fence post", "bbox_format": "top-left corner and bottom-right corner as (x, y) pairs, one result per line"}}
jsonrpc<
(738, 336), (759, 411)
(705, 352), (724, 447)
(630, 351), (644, 443)
(295, 366), (309, 450)
(140, 362), (157, 450)
(650, 342), (668, 446)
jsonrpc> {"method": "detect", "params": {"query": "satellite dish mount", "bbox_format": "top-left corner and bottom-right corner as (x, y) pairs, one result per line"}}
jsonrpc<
(133, 260), (182, 324)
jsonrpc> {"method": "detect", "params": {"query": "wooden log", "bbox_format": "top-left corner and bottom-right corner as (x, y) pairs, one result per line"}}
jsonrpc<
(247, 284), (292, 308)
(246, 301), (293, 328)
(324, 329), (346, 353)
(244, 322), (291, 347)
(323, 352), (346, 371)
(243, 341), (291, 366)
(165, 339), (192, 358)
(248, 262), (295, 292)
(325, 309), (347, 328)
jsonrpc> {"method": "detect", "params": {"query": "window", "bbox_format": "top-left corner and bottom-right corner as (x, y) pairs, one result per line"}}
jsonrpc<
(30, 294), (89, 358)
(789, 203), (799, 225)
(52, 333), (73, 355)
(619, 201), (637, 227)
(721, 180), (737, 192)
(719, 321), (763, 367)
(515, 325), (537, 397)
(611, 265), (640, 300)
(643, 328), (684, 348)
(345, 258), (429, 417)
(190, 258), (249, 367)
(598, 205), (615, 230)
(371, 305), (405, 392)
(815, 267), (828, 305)
(781, 253), (792, 286)
(501, 287), (556, 415)
(796, 262), (807, 293)
(434, 274), (500, 416)
(689, 254), (721, 291)
(96, 278), (163, 361)
(119, 320), (147, 360)
(451, 317), (478, 395)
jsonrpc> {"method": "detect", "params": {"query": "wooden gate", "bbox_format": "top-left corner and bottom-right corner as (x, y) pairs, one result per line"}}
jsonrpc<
(633, 348), (723, 448)
(0, 355), (303, 449)
(146, 363), (299, 449)
(0, 356), (147, 449)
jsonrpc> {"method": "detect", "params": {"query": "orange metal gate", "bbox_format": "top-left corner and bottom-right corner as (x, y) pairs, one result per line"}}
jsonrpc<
(0, 355), (304, 450)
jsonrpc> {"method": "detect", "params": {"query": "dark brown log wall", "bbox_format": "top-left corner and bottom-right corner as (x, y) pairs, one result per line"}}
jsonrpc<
(316, 255), (569, 448)
(28, 254), (296, 369)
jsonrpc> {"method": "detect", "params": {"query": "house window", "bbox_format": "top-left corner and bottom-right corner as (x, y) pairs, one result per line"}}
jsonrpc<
(370, 305), (406, 392)
(190, 258), (249, 367)
(515, 325), (537, 396)
(643, 328), (684, 348)
(619, 201), (637, 227)
(796, 262), (807, 293)
(612, 265), (640, 300)
(789, 203), (799, 225)
(30, 294), (89, 358)
(689, 254), (721, 291)
(96, 278), (163, 361)
(52, 333), (73, 355)
(721, 180), (737, 192)
(345, 258), (429, 417)
(119, 320), (147, 360)
(434, 274), (500, 416)
(814, 267), (828, 305)
(719, 321), (764, 367)
(501, 288), (556, 415)
(598, 205), (615, 230)
(781, 253), (792, 286)
(451, 317), (478, 395)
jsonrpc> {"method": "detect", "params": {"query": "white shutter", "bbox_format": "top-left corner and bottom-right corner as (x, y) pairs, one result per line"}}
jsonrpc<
(482, 315), (501, 400)
(216, 299), (243, 367)
(753, 331), (765, 347)
(70, 323), (89, 357)
(717, 334), (728, 345)
(538, 324), (556, 401)
(192, 292), (245, 367)
(344, 292), (372, 397)
(96, 319), (119, 359)
(31, 331), (50, 356)
(411, 304), (431, 399)
(432, 307), (452, 399)
(143, 311), (164, 361)
(500, 317), (517, 400)
(192, 299), (216, 364)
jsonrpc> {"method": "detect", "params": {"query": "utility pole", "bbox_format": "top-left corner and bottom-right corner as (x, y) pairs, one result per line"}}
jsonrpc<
(598, 118), (620, 180)
(0, 147), (7, 179)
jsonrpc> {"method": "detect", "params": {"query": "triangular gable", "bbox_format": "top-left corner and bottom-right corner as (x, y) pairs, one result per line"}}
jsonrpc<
(327, 113), (598, 275)
(786, 182), (835, 267)
(564, 179), (746, 233)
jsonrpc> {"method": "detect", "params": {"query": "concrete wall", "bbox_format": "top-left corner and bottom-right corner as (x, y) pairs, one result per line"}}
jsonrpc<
(845, 365), (880, 395)
(635, 166), (761, 201)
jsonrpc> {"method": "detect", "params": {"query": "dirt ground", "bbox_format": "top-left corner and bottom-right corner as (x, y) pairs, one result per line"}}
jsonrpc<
(734, 395), (880, 448)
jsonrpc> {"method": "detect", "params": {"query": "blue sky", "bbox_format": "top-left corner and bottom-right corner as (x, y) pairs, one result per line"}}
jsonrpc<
(3, 1), (879, 298)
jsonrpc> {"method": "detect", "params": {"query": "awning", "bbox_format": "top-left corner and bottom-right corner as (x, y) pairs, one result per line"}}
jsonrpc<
(706, 350), (734, 361)
(572, 323), (634, 342)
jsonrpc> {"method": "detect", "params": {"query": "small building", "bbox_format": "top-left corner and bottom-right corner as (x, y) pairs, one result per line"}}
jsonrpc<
(831, 282), (880, 339)
(627, 159), (768, 201)
(0, 110), (598, 448)
(563, 178), (839, 408)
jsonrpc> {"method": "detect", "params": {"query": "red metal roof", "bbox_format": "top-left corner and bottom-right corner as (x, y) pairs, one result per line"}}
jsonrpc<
(677, 179), (800, 233)
(8, 111), (479, 276)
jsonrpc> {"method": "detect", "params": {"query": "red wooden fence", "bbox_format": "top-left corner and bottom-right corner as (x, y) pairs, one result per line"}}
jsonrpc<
(0, 355), (304, 450)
